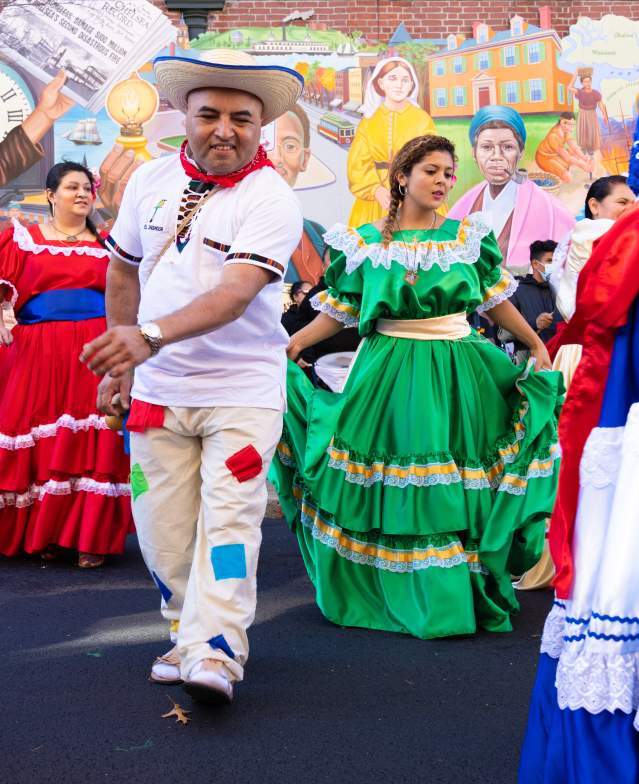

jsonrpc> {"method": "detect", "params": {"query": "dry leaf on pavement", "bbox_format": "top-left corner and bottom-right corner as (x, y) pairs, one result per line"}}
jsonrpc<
(162, 698), (191, 725)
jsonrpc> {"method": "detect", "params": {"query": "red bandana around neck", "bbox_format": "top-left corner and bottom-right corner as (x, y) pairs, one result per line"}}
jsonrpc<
(179, 141), (274, 188)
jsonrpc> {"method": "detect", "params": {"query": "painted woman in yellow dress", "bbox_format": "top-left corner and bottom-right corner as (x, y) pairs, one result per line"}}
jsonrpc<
(347, 57), (436, 227)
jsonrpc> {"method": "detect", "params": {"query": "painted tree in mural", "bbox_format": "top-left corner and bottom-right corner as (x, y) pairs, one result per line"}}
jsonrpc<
(317, 67), (336, 107)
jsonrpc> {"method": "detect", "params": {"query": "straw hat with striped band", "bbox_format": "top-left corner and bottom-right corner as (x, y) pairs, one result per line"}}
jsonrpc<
(153, 50), (304, 126)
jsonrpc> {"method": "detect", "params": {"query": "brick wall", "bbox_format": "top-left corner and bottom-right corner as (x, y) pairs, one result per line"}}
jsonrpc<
(151, 0), (639, 42)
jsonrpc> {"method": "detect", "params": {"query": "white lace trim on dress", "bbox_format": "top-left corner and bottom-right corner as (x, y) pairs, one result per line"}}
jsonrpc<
(476, 275), (518, 314)
(556, 649), (639, 729)
(0, 477), (130, 509)
(542, 597), (639, 728)
(0, 278), (18, 307)
(0, 413), (110, 450)
(309, 292), (359, 327)
(323, 214), (492, 275)
(11, 218), (110, 258)
(579, 425), (625, 489)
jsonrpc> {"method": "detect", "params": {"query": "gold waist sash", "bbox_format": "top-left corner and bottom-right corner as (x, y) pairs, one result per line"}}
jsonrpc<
(376, 312), (470, 340)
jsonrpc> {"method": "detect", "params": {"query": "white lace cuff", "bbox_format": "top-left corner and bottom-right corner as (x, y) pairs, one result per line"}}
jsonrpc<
(310, 290), (359, 327)
(477, 270), (518, 313)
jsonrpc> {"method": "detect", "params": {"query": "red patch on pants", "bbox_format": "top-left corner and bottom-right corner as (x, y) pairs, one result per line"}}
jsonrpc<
(225, 445), (263, 482)
(126, 400), (165, 432)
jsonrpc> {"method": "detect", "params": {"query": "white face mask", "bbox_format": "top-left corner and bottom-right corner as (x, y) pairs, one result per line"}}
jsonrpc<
(540, 266), (552, 282)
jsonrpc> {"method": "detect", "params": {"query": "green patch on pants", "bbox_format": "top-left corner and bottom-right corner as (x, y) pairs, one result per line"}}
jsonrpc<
(130, 463), (149, 501)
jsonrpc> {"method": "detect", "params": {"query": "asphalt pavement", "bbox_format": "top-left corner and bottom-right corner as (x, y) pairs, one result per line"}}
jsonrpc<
(2, 517), (551, 784)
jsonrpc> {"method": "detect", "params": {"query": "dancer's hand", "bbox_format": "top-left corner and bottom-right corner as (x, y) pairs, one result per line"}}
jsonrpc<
(287, 338), (302, 361)
(81, 326), (151, 378)
(0, 325), (13, 346)
(530, 341), (552, 371)
(97, 372), (132, 415)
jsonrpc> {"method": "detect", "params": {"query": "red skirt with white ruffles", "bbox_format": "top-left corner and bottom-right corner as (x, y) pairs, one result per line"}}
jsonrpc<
(0, 318), (133, 556)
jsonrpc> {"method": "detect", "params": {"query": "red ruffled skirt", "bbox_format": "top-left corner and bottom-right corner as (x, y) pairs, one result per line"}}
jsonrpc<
(0, 318), (133, 556)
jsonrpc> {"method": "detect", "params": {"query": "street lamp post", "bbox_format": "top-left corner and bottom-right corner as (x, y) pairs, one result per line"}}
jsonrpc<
(165, 0), (226, 40)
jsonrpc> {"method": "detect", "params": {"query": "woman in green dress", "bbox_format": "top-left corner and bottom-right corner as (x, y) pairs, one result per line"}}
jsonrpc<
(272, 135), (563, 638)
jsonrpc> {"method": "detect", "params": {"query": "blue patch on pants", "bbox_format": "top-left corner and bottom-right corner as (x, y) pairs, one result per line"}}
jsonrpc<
(211, 544), (247, 580)
(152, 571), (172, 603)
(208, 634), (236, 660)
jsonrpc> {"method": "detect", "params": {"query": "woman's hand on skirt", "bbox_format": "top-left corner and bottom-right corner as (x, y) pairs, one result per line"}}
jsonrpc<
(530, 341), (552, 371)
(0, 325), (13, 346)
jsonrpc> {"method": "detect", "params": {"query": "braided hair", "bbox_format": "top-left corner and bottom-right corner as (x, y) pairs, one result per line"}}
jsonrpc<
(382, 135), (457, 246)
(46, 161), (106, 247)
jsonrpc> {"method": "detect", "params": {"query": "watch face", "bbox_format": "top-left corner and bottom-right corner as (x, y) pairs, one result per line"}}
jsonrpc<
(0, 63), (35, 141)
(142, 322), (161, 339)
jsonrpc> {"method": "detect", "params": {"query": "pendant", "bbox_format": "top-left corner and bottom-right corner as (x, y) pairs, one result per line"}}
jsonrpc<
(404, 270), (419, 286)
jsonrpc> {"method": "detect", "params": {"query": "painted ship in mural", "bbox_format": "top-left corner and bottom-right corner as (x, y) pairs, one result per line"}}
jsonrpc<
(62, 118), (102, 146)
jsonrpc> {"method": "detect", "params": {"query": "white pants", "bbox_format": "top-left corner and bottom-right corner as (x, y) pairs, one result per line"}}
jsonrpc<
(130, 405), (282, 682)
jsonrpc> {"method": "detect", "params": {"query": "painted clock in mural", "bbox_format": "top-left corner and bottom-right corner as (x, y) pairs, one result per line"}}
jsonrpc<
(0, 59), (54, 204)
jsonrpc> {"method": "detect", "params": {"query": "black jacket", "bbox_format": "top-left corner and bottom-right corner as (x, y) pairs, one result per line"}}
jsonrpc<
(508, 275), (563, 349)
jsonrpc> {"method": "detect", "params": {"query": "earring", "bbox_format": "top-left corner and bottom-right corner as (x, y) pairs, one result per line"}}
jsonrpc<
(51, 202), (55, 217)
(398, 184), (407, 197)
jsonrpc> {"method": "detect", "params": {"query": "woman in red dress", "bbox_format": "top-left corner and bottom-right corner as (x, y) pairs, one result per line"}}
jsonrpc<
(0, 162), (132, 567)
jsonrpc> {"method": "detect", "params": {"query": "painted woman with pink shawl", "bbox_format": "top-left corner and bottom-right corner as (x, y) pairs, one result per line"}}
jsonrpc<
(448, 106), (575, 274)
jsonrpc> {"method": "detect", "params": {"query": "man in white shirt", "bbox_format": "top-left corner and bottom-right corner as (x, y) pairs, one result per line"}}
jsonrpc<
(81, 50), (303, 705)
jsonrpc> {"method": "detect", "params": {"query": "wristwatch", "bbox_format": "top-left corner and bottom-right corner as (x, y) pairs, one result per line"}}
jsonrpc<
(139, 322), (163, 356)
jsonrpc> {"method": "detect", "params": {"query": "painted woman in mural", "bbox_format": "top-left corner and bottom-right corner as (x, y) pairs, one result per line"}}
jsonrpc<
(448, 106), (575, 273)
(568, 69), (609, 157)
(346, 57), (436, 227)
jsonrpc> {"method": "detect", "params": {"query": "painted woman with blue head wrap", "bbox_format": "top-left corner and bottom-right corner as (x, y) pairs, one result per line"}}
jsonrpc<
(469, 105), (527, 150)
(448, 105), (575, 273)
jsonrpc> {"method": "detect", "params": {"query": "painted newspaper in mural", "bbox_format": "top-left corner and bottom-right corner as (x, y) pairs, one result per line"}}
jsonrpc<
(1, 2), (638, 279)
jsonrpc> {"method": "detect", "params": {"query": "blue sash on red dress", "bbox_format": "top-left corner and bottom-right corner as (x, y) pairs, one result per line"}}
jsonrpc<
(16, 288), (105, 324)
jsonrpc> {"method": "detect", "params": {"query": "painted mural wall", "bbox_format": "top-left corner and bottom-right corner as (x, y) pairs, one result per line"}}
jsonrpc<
(1, 0), (639, 280)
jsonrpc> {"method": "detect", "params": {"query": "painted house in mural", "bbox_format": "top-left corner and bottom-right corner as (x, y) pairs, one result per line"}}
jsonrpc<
(427, 7), (572, 118)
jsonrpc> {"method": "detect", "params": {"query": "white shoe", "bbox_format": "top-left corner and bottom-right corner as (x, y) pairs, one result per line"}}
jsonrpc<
(183, 660), (234, 705)
(149, 646), (182, 684)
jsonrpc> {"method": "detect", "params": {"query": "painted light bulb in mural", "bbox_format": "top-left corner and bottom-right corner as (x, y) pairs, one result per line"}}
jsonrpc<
(120, 88), (143, 133)
(0, 68), (34, 141)
(105, 72), (159, 161)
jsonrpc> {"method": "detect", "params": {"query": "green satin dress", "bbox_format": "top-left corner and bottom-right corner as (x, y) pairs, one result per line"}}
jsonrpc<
(271, 216), (563, 639)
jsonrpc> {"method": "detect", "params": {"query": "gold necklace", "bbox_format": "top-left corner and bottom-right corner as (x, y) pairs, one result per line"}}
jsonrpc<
(396, 212), (438, 286)
(51, 221), (86, 243)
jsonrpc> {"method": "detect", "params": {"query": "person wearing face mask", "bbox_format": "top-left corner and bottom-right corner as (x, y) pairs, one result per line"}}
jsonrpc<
(448, 106), (575, 275)
(498, 240), (561, 365)
(270, 134), (563, 641)
(0, 162), (133, 568)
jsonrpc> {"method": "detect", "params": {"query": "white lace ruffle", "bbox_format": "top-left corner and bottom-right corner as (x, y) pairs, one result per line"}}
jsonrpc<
(0, 278), (18, 307)
(11, 218), (109, 258)
(540, 600), (566, 659)
(476, 275), (518, 314)
(556, 650), (639, 730)
(310, 292), (359, 327)
(323, 214), (492, 275)
(0, 413), (109, 450)
(0, 477), (130, 509)
(580, 426), (624, 489)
